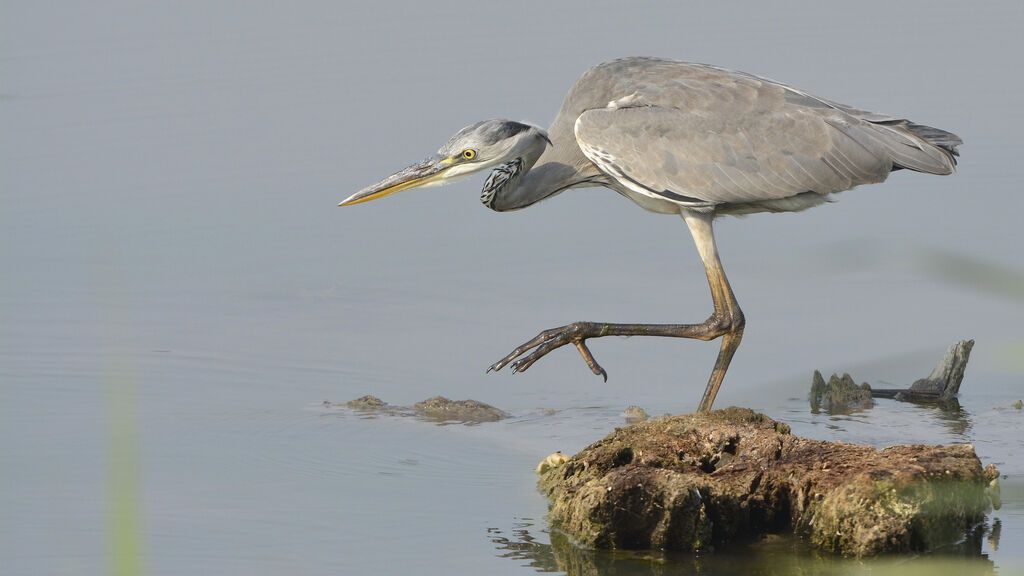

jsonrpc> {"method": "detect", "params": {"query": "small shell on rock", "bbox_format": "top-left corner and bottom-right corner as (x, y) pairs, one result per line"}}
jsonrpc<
(536, 452), (567, 475)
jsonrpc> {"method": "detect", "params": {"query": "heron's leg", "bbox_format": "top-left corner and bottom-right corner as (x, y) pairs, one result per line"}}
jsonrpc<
(686, 211), (745, 412)
(487, 211), (744, 412)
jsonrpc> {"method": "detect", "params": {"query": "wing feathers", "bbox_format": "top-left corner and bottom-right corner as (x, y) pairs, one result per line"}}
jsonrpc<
(575, 104), (894, 207)
(572, 68), (957, 210)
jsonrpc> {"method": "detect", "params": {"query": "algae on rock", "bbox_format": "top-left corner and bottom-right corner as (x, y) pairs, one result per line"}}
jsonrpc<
(538, 408), (999, 556)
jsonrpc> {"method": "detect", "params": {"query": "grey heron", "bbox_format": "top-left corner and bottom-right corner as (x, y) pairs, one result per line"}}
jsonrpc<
(340, 57), (960, 412)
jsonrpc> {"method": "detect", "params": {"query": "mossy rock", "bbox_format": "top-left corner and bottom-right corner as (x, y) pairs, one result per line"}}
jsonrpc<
(538, 407), (998, 556)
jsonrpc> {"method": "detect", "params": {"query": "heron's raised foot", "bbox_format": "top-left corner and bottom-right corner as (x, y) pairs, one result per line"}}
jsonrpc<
(486, 321), (610, 381)
(486, 312), (745, 412)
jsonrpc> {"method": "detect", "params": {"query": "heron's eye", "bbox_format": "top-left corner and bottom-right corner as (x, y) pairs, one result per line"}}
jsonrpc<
(462, 149), (477, 160)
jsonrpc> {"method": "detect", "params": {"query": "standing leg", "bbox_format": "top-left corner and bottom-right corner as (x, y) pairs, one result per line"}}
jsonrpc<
(683, 212), (745, 412)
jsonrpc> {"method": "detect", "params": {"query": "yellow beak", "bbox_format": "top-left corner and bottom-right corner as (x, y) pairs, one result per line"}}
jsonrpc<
(340, 155), (454, 206)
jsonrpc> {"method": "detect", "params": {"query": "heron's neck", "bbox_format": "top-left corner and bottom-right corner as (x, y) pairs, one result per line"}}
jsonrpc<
(480, 139), (587, 212)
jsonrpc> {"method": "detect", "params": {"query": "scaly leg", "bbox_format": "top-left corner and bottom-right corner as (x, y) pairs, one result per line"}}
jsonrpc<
(487, 211), (744, 412)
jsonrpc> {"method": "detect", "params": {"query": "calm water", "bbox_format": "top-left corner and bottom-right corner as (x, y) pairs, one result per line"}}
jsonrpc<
(3, 2), (1023, 574)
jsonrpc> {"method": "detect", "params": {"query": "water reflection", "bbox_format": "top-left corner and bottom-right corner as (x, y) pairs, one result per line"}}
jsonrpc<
(862, 396), (974, 439)
(490, 520), (998, 576)
(989, 519), (1002, 552)
(838, 396), (972, 437)
(930, 397), (973, 436)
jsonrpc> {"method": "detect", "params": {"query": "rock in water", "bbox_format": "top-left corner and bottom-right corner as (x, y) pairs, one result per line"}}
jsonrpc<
(537, 407), (999, 556)
(336, 395), (508, 424)
(344, 395), (389, 410)
(624, 405), (649, 423)
(411, 396), (508, 423)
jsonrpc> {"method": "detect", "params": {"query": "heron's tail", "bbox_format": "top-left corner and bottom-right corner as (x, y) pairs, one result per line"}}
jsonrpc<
(870, 119), (962, 175)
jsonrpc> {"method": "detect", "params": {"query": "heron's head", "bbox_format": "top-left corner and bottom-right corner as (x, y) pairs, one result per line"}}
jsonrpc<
(339, 119), (550, 206)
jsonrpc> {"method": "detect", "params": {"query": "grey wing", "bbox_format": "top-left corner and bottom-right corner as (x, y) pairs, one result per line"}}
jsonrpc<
(574, 102), (900, 209)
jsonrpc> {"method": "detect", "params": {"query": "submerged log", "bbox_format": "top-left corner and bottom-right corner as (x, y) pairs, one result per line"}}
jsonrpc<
(538, 407), (999, 556)
(809, 371), (874, 413)
(872, 340), (974, 401)
(809, 340), (975, 412)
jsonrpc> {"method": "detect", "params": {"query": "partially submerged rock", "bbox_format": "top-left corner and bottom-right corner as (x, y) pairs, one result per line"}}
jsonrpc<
(624, 405), (649, 424)
(412, 396), (508, 423)
(344, 395), (390, 410)
(538, 408), (998, 556)
(335, 395), (508, 424)
(809, 371), (874, 413)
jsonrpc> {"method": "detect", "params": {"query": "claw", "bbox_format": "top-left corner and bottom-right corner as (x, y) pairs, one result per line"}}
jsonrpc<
(488, 354), (516, 373)
(574, 340), (608, 382)
(487, 322), (611, 381)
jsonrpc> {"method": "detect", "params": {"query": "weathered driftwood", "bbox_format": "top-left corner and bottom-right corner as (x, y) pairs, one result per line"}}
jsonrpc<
(538, 408), (999, 556)
(871, 340), (974, 401)
(810, 340), (975, 411)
